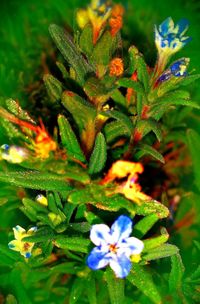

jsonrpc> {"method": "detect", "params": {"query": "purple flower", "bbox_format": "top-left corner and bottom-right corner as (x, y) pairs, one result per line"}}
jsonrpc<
(87, 215), (144, 278)
(157, 57), (190, 83)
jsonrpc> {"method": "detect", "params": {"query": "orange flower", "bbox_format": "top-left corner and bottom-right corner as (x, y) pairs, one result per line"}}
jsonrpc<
(0, 107), (57, 159)
(109, 4), (124, 36)
(109, 58), (124, 77)
(101, 160), (150, 204)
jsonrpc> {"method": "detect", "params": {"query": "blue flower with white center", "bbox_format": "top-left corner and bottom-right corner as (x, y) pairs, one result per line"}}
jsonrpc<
(155, 17), (191, 56)
(157, 57), (190, 83)
(87, 215), (144, 278)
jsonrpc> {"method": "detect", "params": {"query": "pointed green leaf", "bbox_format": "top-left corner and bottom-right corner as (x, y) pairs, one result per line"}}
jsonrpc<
(135, 119), (162, 141)
(58, 115), (86, 162)
(105, 268), (125, 304)
(128, 264), (162, 304)
(55, 236), (90, 253)
(143, 228), (169, 252)
(79, 25), (94, 57)
(43, 74), (63, 102)
(136, 143), (165, 164)
(134, 214), (159, 238)
(118, 78), (144, 94)
(49, 24), (94, 84)
(62, 91), (96, 132)
(86, 274), (97, 304)
(135, 200), (169, 218)
(5, 99), (35, 123)
(88, 133), (107, 175)
(69, 277), (85, 304)
(169, 253), (184, 292)
(143, 244), (179, 261)
(0, 170), (72, 191)
(104, 120), (131, 144)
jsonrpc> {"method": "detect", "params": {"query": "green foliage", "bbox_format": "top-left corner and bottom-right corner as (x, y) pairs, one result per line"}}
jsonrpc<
(0, 0), (199, 303)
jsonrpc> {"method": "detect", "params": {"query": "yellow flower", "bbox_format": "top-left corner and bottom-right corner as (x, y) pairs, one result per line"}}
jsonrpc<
(8, 225), (37, 258)
(77, 0), (112, 44)
(0, 144), (28, 164)
(36, 194), (48, 206)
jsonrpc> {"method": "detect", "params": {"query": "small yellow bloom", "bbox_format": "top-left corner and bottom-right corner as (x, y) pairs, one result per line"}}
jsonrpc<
(8, 225), (37, 258)
(0, 144), (28, 164)
(130, 254), (141, 263)
(48, 212), (62, 226)
(36, 194), (48, 206)
(77, 0), (112, 44)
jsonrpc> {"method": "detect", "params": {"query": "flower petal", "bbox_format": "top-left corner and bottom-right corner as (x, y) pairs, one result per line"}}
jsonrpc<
(8, 240), (20, 252)
(13, 225), (26, 240)
(87, 247), (110, 270)
(177, 19), (189, 36)
(90, 224), (111, 246)
(159, 17), (174, 35)
(109, 253), (132, 278)
(27, 227), (37, 234)
(110, 215), (132, 244)
(119, 237), (144, 255)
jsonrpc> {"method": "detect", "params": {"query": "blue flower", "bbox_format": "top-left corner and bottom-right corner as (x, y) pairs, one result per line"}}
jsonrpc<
(87, 215), (144, 278)
(155, 17), (191, 57)
(157, 57), (190, 83)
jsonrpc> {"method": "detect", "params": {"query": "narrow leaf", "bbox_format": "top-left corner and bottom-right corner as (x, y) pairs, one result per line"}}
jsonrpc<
(105, 268), (125, 304)
(88, 133), (107, 175)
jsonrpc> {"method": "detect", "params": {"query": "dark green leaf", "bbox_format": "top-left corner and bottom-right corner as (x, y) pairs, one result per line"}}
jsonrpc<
(128, 264), (162, 304)
(136, 143), (165, 163)
(169, 253), (184, 292)
(88, 133), (107, 175)
(134, 214), (159, 238)
(49, 24), (94, 84)
(105, 268), (125, 304)
(58, 114), (86, 162)
(118, 78), (144, 94)
(187, 129), (200, 190)
(43, 74), (63, 102)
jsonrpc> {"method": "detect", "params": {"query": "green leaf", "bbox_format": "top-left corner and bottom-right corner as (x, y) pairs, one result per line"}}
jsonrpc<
(134, 214), (159, 238)
(86, 274), (97, 304)
(62, 91), (96, 132)
(110, 89), (127, 108)
(23, 227), (55, 243)
(0, 170), (73, 191)
(91, 31), (115, 67)
(143, 228), (169, 252)
(128, 264), (162, 304)
(137, 56), (149, 92)
(105, 268), (125, 304)
(187, 129), (200, 190)
(5, 99), (35, 123)
(56, 61), (69, 79)
(43, 74), (63, 102)
(69, 277), (84, 304)
(105, 110), (133, 133)
(58, 114), (86, 163)
(136, 143), (165, 163)
(88, 133), (107, 175)
(79, 25), (94, 57)
(55, 236), (90, 253)
(135, 200), (169, 219)
(143, 244), (179, 261)
(135, 119), (162, 142)
(179, 74), (200, 86)
(118, 78), (144, 94)
(49, 24), (94, 85)
(104, 120), (131, 144)
(169, 253), (184, 292)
